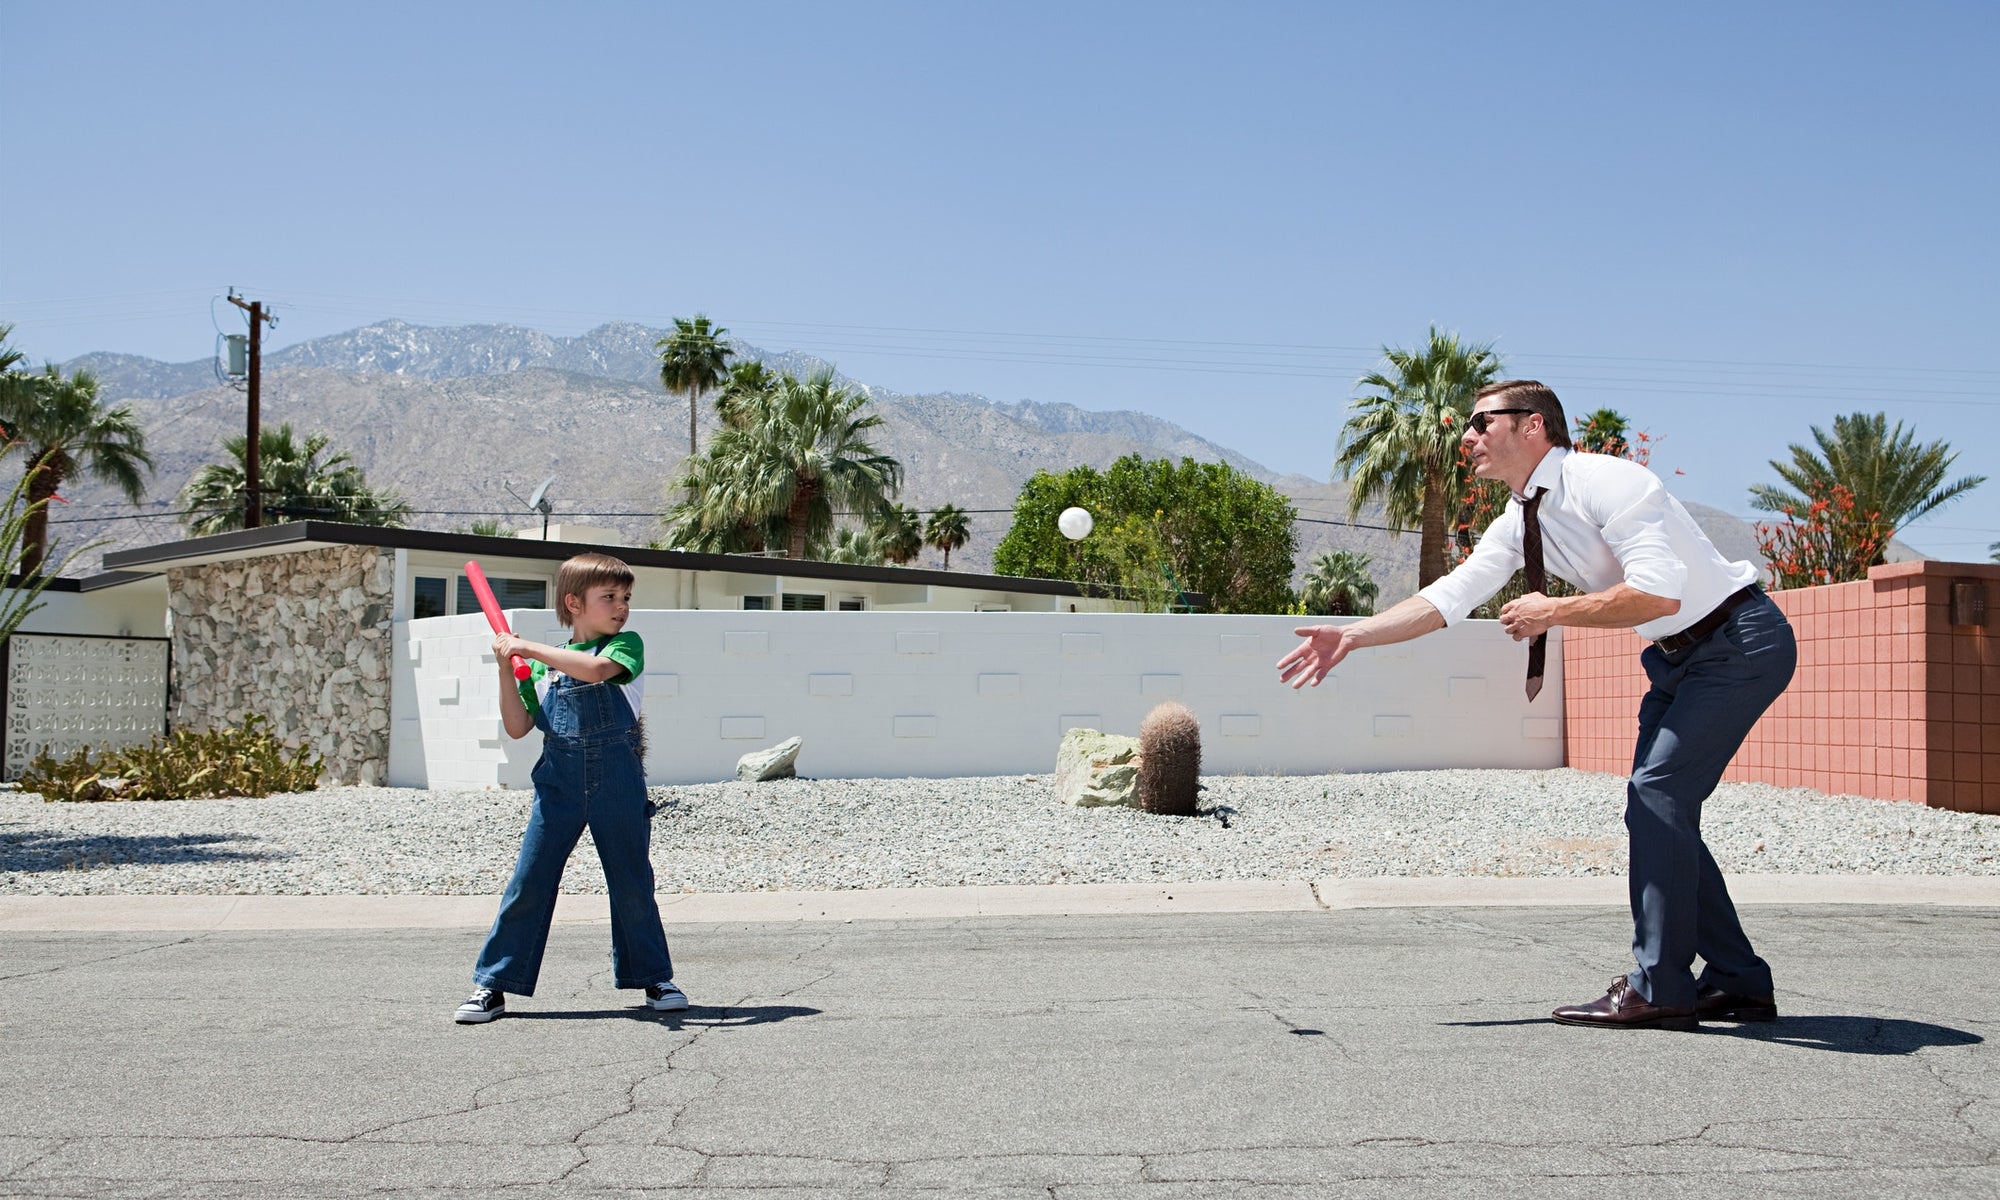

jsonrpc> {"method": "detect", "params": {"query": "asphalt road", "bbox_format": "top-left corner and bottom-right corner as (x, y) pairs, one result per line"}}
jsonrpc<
(3, 905), (1996, 1198)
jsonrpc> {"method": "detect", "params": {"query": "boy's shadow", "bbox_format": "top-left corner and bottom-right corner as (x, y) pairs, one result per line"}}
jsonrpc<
(514, 1003), (819, 1029)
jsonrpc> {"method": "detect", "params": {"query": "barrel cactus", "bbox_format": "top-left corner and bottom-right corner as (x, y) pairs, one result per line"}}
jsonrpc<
(1137, 701), (1201, 816)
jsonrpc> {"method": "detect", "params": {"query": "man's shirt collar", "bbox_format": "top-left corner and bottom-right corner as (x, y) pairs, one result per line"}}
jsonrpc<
(1515, 446), (1570, 502)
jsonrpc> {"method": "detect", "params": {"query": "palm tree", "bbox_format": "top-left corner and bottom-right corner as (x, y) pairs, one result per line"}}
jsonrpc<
(715, 359), (776, 431)
(656, 315), (733, 456)
(0, 323), (24, 376)
(1299, 550), (1379, 616)
(820, 526), (886, 565)
(924, 503), (971, 569)
(180, 424), (410, 535)
(661, 370), (902, 561)
(1335, 327), (1503, 587)
(871, 503), (924, 565)
(0, 364), (153, 577)
(1749, 412), (1986, 565)
(659, 449), (777, 554)
(1572, 408), (1631, 456)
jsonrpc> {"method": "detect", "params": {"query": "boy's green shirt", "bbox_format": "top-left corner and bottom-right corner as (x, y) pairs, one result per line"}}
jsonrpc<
(516, 630), (645, 724)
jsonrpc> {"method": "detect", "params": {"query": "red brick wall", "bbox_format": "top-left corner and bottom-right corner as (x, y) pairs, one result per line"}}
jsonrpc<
(1563, 561), (2000, 813)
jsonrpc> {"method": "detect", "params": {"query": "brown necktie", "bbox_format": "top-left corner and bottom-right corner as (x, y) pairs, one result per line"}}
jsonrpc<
(1521, 487), (1547, 701)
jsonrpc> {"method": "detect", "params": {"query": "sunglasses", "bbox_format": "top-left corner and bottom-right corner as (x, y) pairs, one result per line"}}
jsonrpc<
(1467, 407), (1535, 434)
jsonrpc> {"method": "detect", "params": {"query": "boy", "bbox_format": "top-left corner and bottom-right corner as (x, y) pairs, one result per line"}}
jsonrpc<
(454, 552), (685, 1023)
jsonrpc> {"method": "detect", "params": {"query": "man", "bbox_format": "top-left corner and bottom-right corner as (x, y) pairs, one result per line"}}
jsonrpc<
(1278, 380), (1796, 1031)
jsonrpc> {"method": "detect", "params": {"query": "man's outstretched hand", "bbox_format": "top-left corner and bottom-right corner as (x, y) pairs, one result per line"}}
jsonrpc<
(1277, 625), (1360, 690)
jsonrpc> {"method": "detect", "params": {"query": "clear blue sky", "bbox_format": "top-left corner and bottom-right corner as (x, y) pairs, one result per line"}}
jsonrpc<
(3, 1), (1995, 555)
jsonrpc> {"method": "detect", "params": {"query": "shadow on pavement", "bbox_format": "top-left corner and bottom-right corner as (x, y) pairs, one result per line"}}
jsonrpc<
(511, 1003), (822, 1028)
(1441, 1015), (1984, 1055)
(1706, 1015), (1983, 1055)
(0, 831), (275, 873)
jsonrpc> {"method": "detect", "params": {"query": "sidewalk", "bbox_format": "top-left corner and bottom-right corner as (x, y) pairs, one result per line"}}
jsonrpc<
(3, 885), (1997, 1197)
(4, 873), (1999, 931)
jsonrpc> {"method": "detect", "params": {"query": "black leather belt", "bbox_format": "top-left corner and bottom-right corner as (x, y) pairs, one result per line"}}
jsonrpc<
(1652, 586), (1758, 655)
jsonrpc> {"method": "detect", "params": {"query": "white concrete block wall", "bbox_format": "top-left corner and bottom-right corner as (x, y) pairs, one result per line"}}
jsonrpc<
(391, 611), (1566, 788)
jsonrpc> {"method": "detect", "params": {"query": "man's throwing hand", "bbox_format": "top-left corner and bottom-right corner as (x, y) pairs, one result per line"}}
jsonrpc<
(1498, 592), (1559, 641)
(1277, 625), (1359, 690)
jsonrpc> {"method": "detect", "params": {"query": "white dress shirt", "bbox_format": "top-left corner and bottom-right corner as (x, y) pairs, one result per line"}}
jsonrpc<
(1416, 447), (1760, 642)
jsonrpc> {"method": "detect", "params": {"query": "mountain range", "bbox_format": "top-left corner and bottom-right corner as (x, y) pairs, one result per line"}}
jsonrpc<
(49, 319), (1765, 598)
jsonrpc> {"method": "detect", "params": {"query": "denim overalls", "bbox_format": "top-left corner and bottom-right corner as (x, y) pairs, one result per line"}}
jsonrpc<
(473, 656), (673, 996)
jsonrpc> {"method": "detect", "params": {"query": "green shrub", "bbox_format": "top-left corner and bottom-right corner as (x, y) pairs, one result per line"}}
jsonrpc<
(21, 715), (325, 802)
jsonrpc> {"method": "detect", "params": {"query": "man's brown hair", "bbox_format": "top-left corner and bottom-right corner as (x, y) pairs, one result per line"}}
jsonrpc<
(1474, 380), (1572, 449)
(554, 552), (634, 628)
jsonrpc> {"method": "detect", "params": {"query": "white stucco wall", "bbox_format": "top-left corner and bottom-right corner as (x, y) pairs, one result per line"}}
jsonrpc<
(9, 577), (169, 639)
(390, 610), (1566, 788)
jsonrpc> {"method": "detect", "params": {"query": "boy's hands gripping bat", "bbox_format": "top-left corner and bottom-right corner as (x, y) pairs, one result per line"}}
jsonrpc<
(465, 561), (532, 680)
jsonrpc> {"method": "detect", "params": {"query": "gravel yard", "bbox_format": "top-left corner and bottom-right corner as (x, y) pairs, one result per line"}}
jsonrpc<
(4, 769), (1997, 896)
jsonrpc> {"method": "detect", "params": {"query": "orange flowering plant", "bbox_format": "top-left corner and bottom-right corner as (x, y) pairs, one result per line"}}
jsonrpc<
(1754, 483), (1884, 589)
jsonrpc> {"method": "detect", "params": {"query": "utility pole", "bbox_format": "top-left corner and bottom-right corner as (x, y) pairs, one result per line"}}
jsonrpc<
(227, 291), (277, 528)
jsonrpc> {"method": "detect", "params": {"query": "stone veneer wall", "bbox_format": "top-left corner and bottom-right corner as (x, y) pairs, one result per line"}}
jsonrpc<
(167, 545), (395, 785)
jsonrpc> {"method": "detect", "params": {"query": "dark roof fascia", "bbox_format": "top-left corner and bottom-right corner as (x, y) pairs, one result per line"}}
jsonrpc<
(5, 570), (160, 594)
(100, 521), (1106, 599)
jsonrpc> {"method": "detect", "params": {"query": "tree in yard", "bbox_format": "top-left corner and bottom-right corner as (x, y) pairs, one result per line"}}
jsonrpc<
(1335, 326), (1503, 588)
(1572, 408), (1632, 457)
(1299, 550), (1379, 616)
(819, 526), (887, 565)
(180, 424), (410, 535)
(0, 326), (100, 636)
(0, 362), (153, 577)
(656, 314), (733, 456)
(1748, 412), (1985, 569)
(715, 359), (776, 431)
(992, 455), (1298, 613)
(1991, 541), (1999, 563)
(924, 503), (971, 569)
(870, 503), (924, 565)
(658, 370), (902, 561)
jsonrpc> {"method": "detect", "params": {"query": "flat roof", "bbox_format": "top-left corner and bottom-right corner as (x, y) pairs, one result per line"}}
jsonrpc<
(5, 570), (160, 594)
(100, 521), (1117, 599)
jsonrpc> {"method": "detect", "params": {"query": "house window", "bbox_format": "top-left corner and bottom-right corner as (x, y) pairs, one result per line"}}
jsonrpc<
(413, 577), (448, 619)
(457, 574), (548, 614)
(416, 573), (548, 619)
(837, 596), (867, 611)
(742, 596), (771, 610)
(780, 593), (827, 611)
(974, 603), (1012, 612)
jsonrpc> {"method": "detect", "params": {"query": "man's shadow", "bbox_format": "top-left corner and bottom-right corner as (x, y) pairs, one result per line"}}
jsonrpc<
(512, 1003), (820, 1029)
(1442, 1015), (1982, 1056)
(1704, 1015), (1983, 1056)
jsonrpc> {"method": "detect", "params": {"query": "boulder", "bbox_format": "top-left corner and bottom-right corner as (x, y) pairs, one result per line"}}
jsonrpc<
(736, 736), (802, 782)
(1055, 728), (1142, 808)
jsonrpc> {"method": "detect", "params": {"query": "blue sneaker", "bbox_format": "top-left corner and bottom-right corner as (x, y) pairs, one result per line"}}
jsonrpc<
(454, 987), (504, 1024)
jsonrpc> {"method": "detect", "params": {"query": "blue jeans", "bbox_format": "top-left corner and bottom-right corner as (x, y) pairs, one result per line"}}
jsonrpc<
(473, 674), (673, 996)
(1625, 590), (1796, 1008)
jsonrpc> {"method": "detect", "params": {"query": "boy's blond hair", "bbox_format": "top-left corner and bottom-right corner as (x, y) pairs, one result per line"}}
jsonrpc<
(553, 552), (634, 628)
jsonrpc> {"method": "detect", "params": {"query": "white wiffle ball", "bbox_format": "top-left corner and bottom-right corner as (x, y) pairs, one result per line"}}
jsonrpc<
(1058, 506), (1094, 540)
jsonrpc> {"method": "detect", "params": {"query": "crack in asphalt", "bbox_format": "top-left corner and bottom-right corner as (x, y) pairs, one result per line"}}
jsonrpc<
(0, 933), (212, 983)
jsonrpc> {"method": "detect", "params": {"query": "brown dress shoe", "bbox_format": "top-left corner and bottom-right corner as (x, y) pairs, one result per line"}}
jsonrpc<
(1551, 977), (1697, 1031)
(1696, 984), (1777, 1023)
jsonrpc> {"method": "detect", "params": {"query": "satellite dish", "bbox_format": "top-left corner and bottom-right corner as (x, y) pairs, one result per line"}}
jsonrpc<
(502, 474), (559, 539)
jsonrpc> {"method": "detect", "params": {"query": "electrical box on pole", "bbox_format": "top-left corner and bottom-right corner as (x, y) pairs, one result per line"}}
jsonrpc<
(224, 334), (248, 379)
